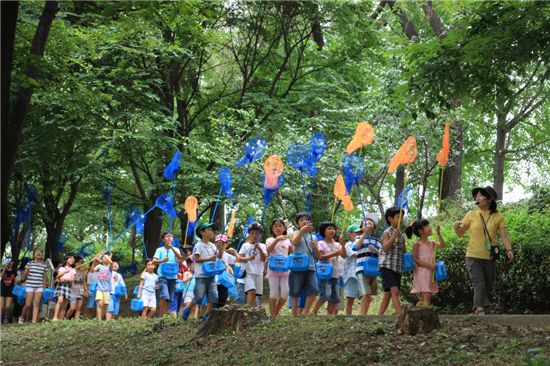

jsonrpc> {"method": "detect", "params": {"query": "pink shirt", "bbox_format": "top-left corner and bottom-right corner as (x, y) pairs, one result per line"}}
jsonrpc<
(318, 240), (341, 279)
(59, 266), (76, 282)
(266, 237), (292, 277)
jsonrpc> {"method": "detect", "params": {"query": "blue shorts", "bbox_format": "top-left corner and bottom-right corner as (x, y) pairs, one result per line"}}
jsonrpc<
(158, 277), (176, 301)
(345, 278), (359, 299)
(87, 293), (96, 308)
(192, 277), (218, 305)
(289, 270), (318, 298)
(107, 294), (120, 315)
(319, 278), (341, 303)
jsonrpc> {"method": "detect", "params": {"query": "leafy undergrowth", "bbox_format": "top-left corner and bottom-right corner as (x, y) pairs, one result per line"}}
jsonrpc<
(2, 316), (549, 366)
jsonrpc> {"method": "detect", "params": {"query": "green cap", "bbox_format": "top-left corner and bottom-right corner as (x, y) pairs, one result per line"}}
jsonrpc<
(196, 222), (218, 234)
(346, 224), (362, 234)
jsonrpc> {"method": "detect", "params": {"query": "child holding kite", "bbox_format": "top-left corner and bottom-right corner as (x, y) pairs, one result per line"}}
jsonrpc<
(238, 222), (267, 308)
(355, 217), (381, 315)
(138, 260), (158, 319)
(266, 218), (292, 317)
(182, 223), (221, 321)
(312, 222), (342, 315)
(92, 252), (113, 321)
(406, 219), (446, 307)
(107, 261), (127, 320)
(289, 212), (320, 316)
(378, 207), (407, 316)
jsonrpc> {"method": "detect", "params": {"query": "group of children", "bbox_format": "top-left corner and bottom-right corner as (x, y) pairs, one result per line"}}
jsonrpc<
(0, 206), (446, 323)
(176, 206), (445, 320)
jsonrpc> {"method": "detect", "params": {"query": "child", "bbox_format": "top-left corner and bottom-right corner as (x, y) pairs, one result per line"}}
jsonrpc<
(1, 259), (16, 323)
(20, 248), (48, 323)
(66, 256), (87, 320)
(266, 219), (292, 317)
(406, 219), (446, 307)
(92, 252), (113, 320)
(290, 212), (319, 316)
(179, 259), (196, 318)
(138, 260), (158, 319)
(355, 217), (381, 315)
(107, 261), (127, 320)
(312, 222), (341, 316)
(378, 207), (406, 316)
(340, 224), (361, 316)
(53, 255), (76, 320)
(238, 223), (267, 308)
(182, 222), (221, 321)
(85, 261), (98, 318)
(214, 234), (235, 308)
(152, 231), (183, 317)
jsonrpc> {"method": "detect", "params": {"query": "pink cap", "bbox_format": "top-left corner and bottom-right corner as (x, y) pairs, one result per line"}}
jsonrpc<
(215, 234), (228, 243)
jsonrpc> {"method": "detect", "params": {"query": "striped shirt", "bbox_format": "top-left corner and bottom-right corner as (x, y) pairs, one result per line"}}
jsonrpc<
(378, 227), (406, 273)
(354, 236), (381, 273)
(25, 261), (48, 288)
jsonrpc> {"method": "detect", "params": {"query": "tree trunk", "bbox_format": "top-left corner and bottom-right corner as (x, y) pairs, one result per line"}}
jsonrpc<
(393, 166), (405, 206)
(493, 120), (507, 200)
(1, 0), (59, 251)
(196, 304), (268, 337)
(397, 306), (441, 335)
(44, 222), (63, 265)
(441, 121), (463, 201)
(144, 207), (162, 259)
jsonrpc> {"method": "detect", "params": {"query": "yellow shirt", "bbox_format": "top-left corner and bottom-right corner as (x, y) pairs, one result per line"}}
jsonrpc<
(462, 209), (505, 260)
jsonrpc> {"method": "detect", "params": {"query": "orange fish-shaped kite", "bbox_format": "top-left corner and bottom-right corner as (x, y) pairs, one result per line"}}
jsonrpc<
(346, 122), (375, 154)
(333, 175), (354, 211)
(184, 196), (198, 223)
(388, 136), (417, 173)
(263, 155), (284, 190)
(436, 123), (450, 167)
(226, 211), (237, 238)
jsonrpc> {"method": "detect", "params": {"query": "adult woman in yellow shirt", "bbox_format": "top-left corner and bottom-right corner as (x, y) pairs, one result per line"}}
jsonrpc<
(454, 186), (514, 315)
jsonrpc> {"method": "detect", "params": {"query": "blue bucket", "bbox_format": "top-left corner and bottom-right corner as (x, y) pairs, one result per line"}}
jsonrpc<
(131, 298), (144, 312)
(12, 285), (26, 298)
(175, 280), (184, 292)
(160, 262), (179, 277)
(288, 254), (309, 271)
(363, 256), (380, 277)
(115, 285), (127, 297)
(233, 264), (244, 279)
(268, 255), (289, 272)
(402, 253), (414, 273)
(43, 288), (56, 301)
(203, 260), (224, 277)
(316, 262), (333, 280)
(218, 270), (235, 289)
(434, 261), (447, 282)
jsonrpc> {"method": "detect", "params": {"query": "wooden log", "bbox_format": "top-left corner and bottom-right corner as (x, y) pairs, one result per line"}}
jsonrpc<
(196, 304), (268, 338)
(397, 306), (441, 335)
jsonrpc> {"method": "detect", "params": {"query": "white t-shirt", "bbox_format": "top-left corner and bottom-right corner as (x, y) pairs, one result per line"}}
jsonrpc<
(140, 272), (158, 296)
(222, 252), (236, 268)
(193, 241), (218, 278)
(239, 242), (267, 275)
(343, 241), (357, 282)
(110, 272), (126, 295)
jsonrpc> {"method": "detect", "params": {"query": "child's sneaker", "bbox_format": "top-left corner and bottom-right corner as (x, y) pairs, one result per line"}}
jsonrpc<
(181, 306), (190, 321)
(18, 316), (24, 324)
(203, 313), (209, 322)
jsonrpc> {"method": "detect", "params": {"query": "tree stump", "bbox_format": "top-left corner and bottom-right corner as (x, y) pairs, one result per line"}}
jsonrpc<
(196, 304), (268, 338)
(397, 306), (441, 335)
